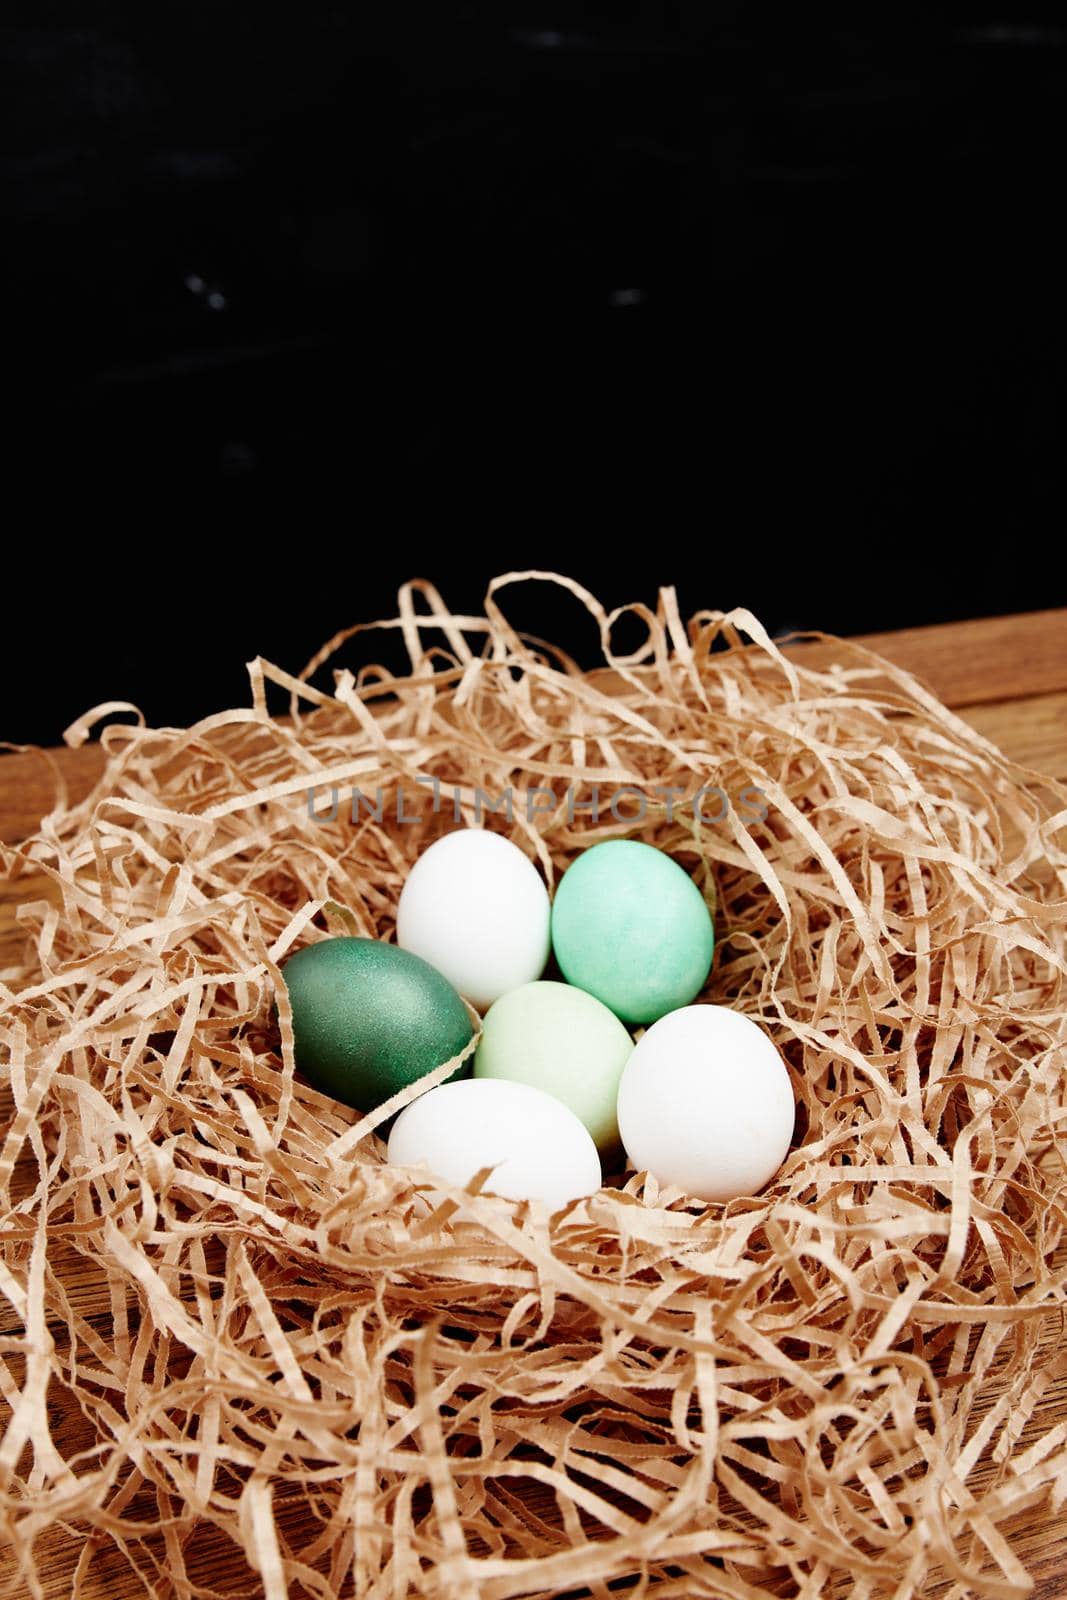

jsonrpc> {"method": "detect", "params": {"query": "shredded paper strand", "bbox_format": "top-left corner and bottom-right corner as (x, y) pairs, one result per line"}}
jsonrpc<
(1, 575), (1066, 1599)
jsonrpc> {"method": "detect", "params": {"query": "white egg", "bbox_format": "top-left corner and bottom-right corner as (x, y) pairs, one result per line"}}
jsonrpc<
(616, 1005), (795, 1203)
(387, 1077), (602, 1211)
(396, 829), (551, 1009)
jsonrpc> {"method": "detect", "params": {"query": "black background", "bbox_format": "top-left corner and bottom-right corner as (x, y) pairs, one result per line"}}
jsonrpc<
(4, 6), (1065, 743)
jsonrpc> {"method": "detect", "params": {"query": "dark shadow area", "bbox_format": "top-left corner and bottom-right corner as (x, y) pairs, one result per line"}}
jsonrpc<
(4, 7), (1065, 740)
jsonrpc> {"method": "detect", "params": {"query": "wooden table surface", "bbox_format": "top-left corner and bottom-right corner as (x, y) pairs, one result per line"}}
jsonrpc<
(2, 608), (1066, 1599)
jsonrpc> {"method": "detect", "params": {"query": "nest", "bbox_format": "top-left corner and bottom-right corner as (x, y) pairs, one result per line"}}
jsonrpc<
(1, 573), (1065, 1600)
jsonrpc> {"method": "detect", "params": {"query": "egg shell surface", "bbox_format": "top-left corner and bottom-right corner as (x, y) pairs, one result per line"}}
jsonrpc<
(387, 1077), (602, 1211)
(616, 1004), (795, 1202)
(550, 839), (714, 1023)
(474, 980), (633, 1153)
(396, 829), (551, 1009)
(280, 937), (473, 1111)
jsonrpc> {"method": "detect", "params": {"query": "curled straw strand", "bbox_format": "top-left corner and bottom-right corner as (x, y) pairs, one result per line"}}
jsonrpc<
(1, 574), (1066, 1600)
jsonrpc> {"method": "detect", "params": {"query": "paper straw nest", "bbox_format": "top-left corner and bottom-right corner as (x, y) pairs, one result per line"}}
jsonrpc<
(2, 574), (1066, 1600)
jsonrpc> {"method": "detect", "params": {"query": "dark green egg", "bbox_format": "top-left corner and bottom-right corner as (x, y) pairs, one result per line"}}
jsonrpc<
(279, 937), (474, 1111)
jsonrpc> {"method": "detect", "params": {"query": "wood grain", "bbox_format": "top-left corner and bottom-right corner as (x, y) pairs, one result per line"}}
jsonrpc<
(0, 743), (106, 844)
(964, 689), (1067, 783)
(787, 608), (1067, 708)
(2, 609), (1066, 1598)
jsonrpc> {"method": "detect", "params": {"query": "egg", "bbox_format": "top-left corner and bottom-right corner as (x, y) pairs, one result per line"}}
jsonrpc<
(616, 1005), (794, 1202)
(280, 937), (473, 1111)
(550, 839), (714, 1024)
(387, 1077), (602, 1211)
(396, 828), (551, 1009)
(474, 981), (632, 1155)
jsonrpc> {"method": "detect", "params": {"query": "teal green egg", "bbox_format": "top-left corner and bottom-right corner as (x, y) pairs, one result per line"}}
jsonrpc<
(550, 840), (714, 1024)
(279, 937), (473, 1111)
(473, 980), (633, 1154)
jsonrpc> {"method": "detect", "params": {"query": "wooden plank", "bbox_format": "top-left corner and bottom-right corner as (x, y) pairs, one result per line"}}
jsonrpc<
(851, 608), (1067, 707)
(0, 744), (106, 844)
(963, 689), (1067, 783)
(788, 608), (1067, 709)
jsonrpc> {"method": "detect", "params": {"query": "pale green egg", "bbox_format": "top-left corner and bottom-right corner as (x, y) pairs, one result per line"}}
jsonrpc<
(473, 980), (633, 1154)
